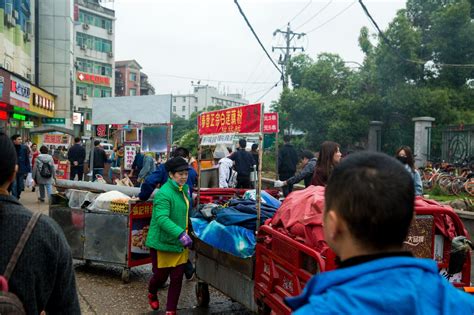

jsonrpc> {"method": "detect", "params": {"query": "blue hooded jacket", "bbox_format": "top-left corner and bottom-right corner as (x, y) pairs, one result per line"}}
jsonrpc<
(138, 164), (197, 201)
(286, 256), (474, 315)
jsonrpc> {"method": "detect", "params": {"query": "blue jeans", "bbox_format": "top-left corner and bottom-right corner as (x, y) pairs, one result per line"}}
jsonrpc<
(11, 173), (25, 199)
(38, 184), (52, 200)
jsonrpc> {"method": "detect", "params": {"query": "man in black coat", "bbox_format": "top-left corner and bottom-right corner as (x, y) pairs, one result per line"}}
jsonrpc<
(278, 135), (298, 196)
(229, 139), (255, 188)
(68, 137), (86, 181)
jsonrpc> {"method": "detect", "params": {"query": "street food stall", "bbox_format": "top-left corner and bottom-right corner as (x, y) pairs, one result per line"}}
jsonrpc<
(50, 179), (158, 282)
(192, 103), (266, 312)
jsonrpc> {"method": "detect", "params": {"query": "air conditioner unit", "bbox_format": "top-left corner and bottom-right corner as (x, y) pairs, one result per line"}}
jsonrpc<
(24, 33), (32, 42)
(5, 14), (15, 27)
(81, 94), (88, 101)
(80, 43), (87, 50)
(82, 23), (89, 30)
(107, 52), (114, 58)
(108, 28), (113, 35)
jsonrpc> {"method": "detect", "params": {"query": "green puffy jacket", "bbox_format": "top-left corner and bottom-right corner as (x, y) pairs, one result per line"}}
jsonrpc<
(146, 178), (190, 252)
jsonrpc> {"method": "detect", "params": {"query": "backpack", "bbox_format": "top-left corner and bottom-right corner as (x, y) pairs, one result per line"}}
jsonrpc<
(39, 161), (52, 178)
(0, 212), (41, 314)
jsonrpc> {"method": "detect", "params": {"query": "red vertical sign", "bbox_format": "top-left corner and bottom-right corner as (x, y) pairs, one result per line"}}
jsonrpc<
(263, 113), (279, 134)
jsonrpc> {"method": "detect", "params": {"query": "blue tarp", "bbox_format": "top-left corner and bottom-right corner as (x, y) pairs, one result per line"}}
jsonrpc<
(191, 217), (256, 258)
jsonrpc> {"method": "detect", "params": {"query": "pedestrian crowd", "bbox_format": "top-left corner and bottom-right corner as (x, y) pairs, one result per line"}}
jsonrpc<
(3, 130), (473, 314)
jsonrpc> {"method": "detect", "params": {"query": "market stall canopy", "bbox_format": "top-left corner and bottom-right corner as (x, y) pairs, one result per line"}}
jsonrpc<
(92, 94), (172, 125)
(30, 125), (75, 136)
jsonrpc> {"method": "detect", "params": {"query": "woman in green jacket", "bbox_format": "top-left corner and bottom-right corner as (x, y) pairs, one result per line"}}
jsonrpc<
(146, 157), (193, 314)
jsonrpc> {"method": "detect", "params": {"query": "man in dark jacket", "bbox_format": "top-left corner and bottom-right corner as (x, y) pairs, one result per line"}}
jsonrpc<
(275, 150), (316, 189)
(278, 135), (298, 196)
(10, 134), (31, 199)
(68, 137), (86, 181)
(88, 140), (108, 181)
(229, 139), (255, 188)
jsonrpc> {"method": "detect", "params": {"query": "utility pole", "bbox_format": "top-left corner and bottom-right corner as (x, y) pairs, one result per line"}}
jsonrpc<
(272, 23), (305, 89)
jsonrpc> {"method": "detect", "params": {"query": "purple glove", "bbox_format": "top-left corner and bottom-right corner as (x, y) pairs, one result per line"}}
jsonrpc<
(178, 232), (193, 248)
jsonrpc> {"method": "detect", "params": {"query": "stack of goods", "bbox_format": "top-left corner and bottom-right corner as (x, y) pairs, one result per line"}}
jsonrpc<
(110, 198), (129, 214)
(191, 190), (281, 258)
(88, 191), (131, 212)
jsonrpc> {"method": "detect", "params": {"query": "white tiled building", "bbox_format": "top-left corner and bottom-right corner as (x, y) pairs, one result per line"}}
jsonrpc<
(172, 85), (248, 119)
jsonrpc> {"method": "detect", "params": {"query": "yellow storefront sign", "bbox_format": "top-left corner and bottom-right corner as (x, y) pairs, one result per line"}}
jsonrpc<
(29, 86), (55, 118)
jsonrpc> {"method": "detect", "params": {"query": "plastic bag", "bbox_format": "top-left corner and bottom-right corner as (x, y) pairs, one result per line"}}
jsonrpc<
(243, 189), (281, 209)
(26, 173), (34, 188)
(88, 190), (130, 211)
(65, 189), (99, 209)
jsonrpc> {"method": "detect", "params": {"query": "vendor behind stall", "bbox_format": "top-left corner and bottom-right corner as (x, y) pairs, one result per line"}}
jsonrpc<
(146, 157), (193, 313)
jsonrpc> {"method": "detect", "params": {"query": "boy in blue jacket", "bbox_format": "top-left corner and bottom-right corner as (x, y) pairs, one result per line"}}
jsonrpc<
(286, 151), (474, 314)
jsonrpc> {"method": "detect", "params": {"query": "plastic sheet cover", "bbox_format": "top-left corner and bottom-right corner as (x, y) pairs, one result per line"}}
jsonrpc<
(191, 218), (256, 258)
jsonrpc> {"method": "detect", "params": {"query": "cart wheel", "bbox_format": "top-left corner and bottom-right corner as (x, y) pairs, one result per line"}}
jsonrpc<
(121, 268), (130, 283)
(195, 282), (210, 307)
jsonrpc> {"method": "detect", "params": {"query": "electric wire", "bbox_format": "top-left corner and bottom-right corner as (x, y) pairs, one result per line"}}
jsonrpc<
(358, 0), (474, 68)
(294, 0), (333, 30)
(234, 0), (284, 77)
(305, 1), (357, 34)
(255, 80), (281, 102)
(286, 0), (313, 26)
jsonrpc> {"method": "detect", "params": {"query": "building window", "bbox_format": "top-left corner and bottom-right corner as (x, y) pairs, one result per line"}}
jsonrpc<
(182, 105), (186, 112)
(183, 97), (186, 102)
(173, 97), (176, 102)
(79, 10), (113, 31)
(76, 32), (112, 53)
(130, 72), (137, 81)
(130, 88), (136, 96)
(173, 106), (176, 112)
(194, 106), (198, 112)
(182, 115), (185, 119)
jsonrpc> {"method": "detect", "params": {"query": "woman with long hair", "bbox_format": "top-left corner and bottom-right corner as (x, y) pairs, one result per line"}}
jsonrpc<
(311, 141), (342, 187)
(395, 145), (423, 196)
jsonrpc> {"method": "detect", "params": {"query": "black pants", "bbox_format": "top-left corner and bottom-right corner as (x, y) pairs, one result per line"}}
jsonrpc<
(70, 165), (84, 181)
(280, 172), (294, 197)
(236, 175), (251, 189)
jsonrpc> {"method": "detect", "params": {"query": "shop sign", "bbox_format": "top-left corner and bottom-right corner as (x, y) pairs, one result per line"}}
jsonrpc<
(124, 146), (136, 170)
(10, 120), (18, 127)
(201, 134), (235, 146)
(23, 121), (34, 128)
(96, 124), (107, 137)
(0, 110), (7, 120)
(43, 134), (69, 145)
(263, 113), (279, 134)
(77, 72), (111, 86)
(130, 202), (153, 217)
(42, 117), (65, 125)
(10, 76), (30, 109)
(85, 119), (92, 131)
(13, 113), (26, 121)
(72, 112), (82, 125)
(198, 103), (262, 135)
(32, 93), (55, 111)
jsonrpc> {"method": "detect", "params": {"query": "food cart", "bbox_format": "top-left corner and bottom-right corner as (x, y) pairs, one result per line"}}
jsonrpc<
(50, 179), (156, 282)
(193, 103), (265, 312)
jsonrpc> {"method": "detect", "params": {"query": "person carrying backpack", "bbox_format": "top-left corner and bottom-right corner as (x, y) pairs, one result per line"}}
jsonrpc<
(32, 146), (56, 202)
(0, 133), (80, 314)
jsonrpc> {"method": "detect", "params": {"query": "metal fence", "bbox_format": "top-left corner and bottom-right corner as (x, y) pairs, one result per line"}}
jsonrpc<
(441, 124), (474, 163)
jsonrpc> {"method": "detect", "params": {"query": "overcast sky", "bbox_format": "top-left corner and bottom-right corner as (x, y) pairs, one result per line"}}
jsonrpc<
(110, 0), (406, 111)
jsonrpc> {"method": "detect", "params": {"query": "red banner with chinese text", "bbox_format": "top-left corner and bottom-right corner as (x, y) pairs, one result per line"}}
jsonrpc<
(263, 112), (279, 134)
(198, 103), (262, 135)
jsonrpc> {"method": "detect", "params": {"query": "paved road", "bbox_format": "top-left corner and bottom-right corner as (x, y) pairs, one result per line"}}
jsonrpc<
(20, 189), (252, 314)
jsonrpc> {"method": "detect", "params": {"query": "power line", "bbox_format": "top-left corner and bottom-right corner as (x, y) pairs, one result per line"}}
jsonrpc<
(234, 0), (284, 77)
(294, 0), (333, 30)
(358, 0), (474, 68)
(305, 1), (356, 34)
(287, 0), (313, 26)
(145, 72), (276, 85)
(255, 80), (281, 102)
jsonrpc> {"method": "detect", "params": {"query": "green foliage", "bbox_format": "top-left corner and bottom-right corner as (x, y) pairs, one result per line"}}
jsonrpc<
(274, 0), (474, 154)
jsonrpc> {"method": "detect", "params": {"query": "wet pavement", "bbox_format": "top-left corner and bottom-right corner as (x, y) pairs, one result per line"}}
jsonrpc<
(20, 189), (252, 314)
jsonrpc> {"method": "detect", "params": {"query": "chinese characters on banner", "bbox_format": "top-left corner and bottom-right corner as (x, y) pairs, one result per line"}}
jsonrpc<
(198, 103), (262, 135)
(43, 134), (69, 145)
(201, 134), (235, 146)
(96, 124), (107, 137)
(124, 146), (137, 170)
(263, 113), (279, 134)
